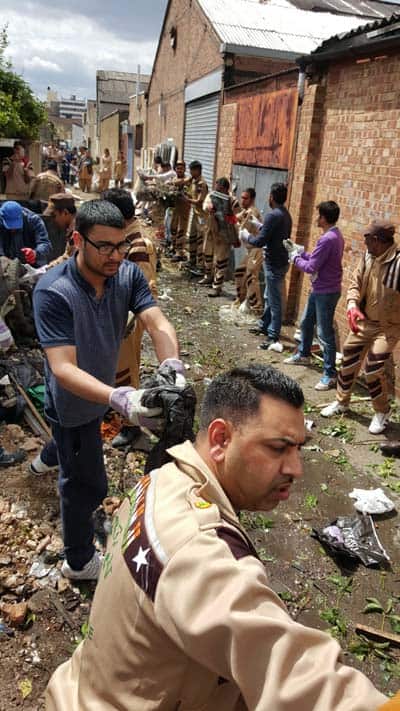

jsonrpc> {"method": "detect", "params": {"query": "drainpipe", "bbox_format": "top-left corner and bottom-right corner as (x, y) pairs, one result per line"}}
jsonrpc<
(286, 58), (307, 206)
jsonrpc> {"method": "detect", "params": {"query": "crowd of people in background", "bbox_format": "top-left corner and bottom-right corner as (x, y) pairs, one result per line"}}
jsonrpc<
(1, 141), (400, 443)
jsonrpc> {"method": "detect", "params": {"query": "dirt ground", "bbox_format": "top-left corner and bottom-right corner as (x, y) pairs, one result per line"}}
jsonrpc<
(1, 239), (400, 708)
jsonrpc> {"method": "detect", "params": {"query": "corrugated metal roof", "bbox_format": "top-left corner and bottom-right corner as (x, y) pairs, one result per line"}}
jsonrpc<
(287, 0), (399, 20)
(313, 10), (400, 50)
(198, 0), (370, 54)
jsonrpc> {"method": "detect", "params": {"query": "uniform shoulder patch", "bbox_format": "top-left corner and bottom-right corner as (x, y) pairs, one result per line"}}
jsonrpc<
(216, 525), (259, 561)
(122, 475), (163, 602)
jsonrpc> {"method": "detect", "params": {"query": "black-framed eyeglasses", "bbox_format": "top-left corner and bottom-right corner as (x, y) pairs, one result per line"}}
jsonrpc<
(83, 234), (131, 256)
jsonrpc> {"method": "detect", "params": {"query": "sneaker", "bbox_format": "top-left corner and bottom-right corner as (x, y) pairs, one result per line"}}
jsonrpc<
(61, 551), (103, 581)
(258, 338), (275, 350)
(283, 353), (311, 365)
(267, 341), (284, 353)
(207, 288), (222, 297)
(198, 276), (213, 285)
(369, 412), (390, 435)
(29, 453), (59, 476)
(320, 400), (348, 417)
(315, 375), (337, 391)
(249, 327), (266, 336)
(111, 426), (141, 448)
(0, 448), (26, 468)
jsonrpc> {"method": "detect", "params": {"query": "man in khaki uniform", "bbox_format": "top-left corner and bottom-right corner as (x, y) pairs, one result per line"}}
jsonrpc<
(103, 188), (158, 447)
(234, 188), (263, 315)
(202, 177), (239, 296)
(170, 160), (190, 262)
(46, 364), (388, 711)
(322, 220), (400, 435)
(2, 141), (34, 199)
(42, 193), (76, 264)
(30, 160), (65, 201)
(184, 160), (208, 270)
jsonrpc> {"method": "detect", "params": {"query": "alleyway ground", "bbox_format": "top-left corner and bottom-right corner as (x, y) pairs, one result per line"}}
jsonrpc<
(1, 240), (400, 708)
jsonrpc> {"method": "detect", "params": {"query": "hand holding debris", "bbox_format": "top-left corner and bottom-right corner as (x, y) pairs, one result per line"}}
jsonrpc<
(109, 387), (164, 431)
(159, 358), (186, 388)
(283, 239), (304, 262)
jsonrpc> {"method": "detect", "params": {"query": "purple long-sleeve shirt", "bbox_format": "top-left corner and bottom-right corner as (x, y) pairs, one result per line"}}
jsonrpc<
(294, 226), (344, 294)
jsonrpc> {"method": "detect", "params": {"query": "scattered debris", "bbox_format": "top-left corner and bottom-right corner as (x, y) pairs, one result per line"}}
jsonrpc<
(349, 488), (395, 515)
(356, 623), (400, 648)
(312, 514), (390, 566)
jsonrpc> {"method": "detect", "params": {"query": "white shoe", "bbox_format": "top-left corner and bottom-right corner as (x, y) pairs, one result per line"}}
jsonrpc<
(61, 551), (103, 581)
(320, 400), (348, 417)
(315, 376), (337, 391)
(369, 412), (390, 435)
(268, 341), (283, 353)
(29, 453), (59, 476)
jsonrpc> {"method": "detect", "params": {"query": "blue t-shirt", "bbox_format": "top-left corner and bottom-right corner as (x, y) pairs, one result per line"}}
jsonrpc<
(33, 255), (156, 427)
(248, 206), (292, 269)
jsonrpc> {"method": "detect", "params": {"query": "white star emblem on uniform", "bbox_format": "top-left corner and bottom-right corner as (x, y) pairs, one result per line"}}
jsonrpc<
(132, 546), (150, 572)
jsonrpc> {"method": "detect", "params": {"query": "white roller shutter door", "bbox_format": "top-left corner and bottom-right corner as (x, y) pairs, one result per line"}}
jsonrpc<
(183, 93), (219, 187)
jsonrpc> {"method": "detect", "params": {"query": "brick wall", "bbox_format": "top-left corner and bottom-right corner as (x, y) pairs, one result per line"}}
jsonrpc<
(216, 103), (237, 178)
(147, 0), (223, 153)
(288, 52), (400, 390)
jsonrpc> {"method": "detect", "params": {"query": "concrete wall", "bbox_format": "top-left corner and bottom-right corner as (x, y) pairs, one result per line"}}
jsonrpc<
(147, 0), (223, 153)
(99, 112), (121, 167)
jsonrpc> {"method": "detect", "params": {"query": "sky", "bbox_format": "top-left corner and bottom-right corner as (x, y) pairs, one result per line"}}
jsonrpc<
(2, 0), (168, 101)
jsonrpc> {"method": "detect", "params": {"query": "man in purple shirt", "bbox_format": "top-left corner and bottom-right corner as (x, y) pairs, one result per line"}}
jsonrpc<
(283, 201), (344, 391)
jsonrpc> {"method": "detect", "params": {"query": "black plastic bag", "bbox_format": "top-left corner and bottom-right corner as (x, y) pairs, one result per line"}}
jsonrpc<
(312, 513), (390, 567)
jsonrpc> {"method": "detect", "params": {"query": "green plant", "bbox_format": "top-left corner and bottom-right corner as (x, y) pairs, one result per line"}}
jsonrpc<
(239, 511), (274, 530)
(319, 607), (347, 638)
(304, 493), (318, 510)
(363, 596), (400, 633)
(320, 422), (354, 443)
(328, 574), (353, 605)
(257, 547), (275, 563)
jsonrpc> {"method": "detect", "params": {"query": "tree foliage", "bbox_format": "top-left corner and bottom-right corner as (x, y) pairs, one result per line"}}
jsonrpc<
(0, 25), (47, 140)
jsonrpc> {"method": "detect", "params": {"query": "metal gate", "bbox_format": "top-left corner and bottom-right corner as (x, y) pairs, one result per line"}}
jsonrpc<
(231, 165), (288, 268)
(231, 165), (288, 216)
(183, 93), (219, 187)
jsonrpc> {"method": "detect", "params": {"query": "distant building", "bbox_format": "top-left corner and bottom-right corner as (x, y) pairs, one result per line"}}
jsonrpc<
(96, 70), (150, 138)
(59, 95), (86, 121)
(83, 100), (97, 154)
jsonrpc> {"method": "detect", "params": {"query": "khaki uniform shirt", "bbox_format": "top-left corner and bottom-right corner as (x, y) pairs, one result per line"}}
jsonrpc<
(237, 205), (262, 235)
(46, 441), (386, 711)
(347, 242), (400, 328)
(189, 175), (208, 217)
(30, 171), (65, 201)
(125, 221), (157, 297)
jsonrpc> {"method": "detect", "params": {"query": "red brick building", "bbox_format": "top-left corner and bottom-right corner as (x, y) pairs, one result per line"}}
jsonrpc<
(146, 0), (367, 187)
(287, 14), (400, 388)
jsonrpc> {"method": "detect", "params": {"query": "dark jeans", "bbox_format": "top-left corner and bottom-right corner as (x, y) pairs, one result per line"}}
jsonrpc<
(298, 291), (341, 378)
(258, 263), (289, 341)
(46, 418), (107, 570)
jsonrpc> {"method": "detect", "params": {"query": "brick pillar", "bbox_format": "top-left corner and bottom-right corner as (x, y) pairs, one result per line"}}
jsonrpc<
(286, 79), (326, 321)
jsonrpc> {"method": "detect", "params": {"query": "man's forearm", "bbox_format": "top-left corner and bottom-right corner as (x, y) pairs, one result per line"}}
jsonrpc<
(146, 320), (179, 363)
(52, 362), (113, 404)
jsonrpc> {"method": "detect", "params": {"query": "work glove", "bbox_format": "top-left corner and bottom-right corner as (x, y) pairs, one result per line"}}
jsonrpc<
(239, 228), (251, 247)
(109, 387), (164, 432)
(347, 305), (365, 334)
(159, 358), (186, 388)
(250, 216), (263, 231)
(21, 247), (36, 265)
(283, 239), (304, 263)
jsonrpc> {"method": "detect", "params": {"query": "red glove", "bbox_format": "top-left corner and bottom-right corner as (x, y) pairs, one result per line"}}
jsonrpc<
(347, 306), (365, 334)
(21, 248), (36, 265)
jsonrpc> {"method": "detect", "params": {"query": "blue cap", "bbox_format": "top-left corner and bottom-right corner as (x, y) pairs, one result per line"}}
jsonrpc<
(0, 201), (23, 230)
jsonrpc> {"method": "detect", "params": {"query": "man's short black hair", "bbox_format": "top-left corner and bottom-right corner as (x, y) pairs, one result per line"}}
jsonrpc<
(216, 177), (230, 191)
(48, 160), (57, 172)
(189, 160), (202, 171)
(154, 156), (163, 164)
(270, 183), (287, 205)
(199, 365), (304, 430)
(244, 187), (256, 200)
(317, 201), (340, 225)
(102, 188), (135, 221)
(75, 200), (124, 238)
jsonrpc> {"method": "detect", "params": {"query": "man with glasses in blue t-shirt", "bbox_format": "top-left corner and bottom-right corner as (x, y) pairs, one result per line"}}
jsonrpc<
(33, 200), (183, 581)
